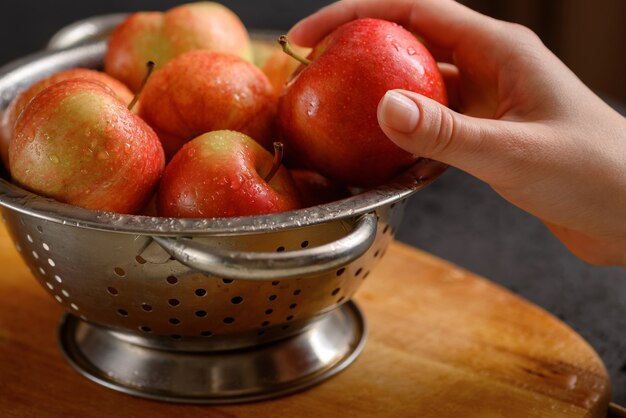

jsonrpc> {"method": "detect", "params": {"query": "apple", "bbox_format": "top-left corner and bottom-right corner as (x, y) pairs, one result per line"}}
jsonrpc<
(139, 50), (276, 159)
(277, 18), (448, 187)
(157, 130), (301, 218)
(0, 68), (134, 170)
(261, 44), (311, 97)
(105, 1), (252, 92)
(290, 169), (350, 208)
(250, 38), (277, 68)
(10, 78), (165, 214)
(140, 193), (159, 217)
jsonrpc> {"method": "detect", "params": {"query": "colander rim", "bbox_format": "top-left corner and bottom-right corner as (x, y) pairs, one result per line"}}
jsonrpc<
(0, 161), (446, 235)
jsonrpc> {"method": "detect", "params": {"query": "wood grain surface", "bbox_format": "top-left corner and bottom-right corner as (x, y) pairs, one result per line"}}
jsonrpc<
(0, 224), (610, 417)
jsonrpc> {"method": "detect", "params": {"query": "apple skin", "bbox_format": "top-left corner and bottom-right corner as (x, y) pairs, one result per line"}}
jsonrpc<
(278, 18), (448, 187)
(10, 78), (165, 214)
(157, 130), (301, 218)
(140, 50), (277, 159)
(0, 68), (134, 170)
(250, 38), (277, 68)
(140, 193), (159, 216)
(261, 45), (311, 97)
(290, 169), (350, 208)
(104, 2), (252, 92)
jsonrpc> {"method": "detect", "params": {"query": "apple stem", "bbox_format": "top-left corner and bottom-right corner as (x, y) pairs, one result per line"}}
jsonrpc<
(128, 61), (156, 111)
(278, 35), (311, 65)
(264, 142), (284, 183)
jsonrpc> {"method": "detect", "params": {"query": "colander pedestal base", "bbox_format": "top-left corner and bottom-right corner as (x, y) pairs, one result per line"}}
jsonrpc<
(58, 301), (366, 404)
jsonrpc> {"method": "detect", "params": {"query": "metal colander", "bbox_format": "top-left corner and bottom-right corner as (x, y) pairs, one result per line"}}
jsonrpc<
(0, 16), (447, 403)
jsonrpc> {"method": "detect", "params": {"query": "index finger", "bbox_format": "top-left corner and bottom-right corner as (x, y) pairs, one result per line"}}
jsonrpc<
(288, 0), (499, 51)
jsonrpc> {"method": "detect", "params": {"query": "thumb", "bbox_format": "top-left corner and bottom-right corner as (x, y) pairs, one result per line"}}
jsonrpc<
(377, 89), (517, 183)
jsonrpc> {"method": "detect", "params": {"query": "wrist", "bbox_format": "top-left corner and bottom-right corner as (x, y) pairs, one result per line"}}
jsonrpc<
(545, 223), (626, 267)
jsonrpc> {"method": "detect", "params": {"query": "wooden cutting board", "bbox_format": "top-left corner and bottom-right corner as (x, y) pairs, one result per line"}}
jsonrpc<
(0, 224), (610, 417)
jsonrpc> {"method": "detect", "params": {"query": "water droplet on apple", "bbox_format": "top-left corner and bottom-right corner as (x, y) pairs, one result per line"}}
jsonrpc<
(407, 47), (416, 56)
(306, 98), (319, 117)
(230, 176), (243, 190)
(215, 176), (228, 186)
(49, 155), (60, 164)
(391, 41), (401, 52)
(97, 151), (110, 160)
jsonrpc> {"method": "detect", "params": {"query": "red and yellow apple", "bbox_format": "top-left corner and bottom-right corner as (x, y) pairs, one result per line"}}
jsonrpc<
(261, 45), (311, 97)
(250, 38), (277, 68)
(0, 68), (133, 170)
(290, 169), (350, 207)
(10, 78), (164, 214)
(139, 50), (277, 159)
(157, 130), (301, 218)
(105, 1), (252, 92)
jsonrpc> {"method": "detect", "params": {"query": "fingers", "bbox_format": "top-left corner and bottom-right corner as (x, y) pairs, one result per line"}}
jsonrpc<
(423, 42), (455, 64)
(545, 221), (626, 266)
(437, 63), (460, 111)
(377, 89), (523, 184)
(288, 0), (497, 50)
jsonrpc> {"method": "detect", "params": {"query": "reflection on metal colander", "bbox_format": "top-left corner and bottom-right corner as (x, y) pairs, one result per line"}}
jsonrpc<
(2, 205), (402, 351)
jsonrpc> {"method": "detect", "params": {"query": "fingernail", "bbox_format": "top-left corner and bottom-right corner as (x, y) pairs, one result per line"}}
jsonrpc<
(379, 90), (419, 133)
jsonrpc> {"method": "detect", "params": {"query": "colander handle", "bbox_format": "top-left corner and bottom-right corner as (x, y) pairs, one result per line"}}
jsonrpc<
(152, 212), (378, 280)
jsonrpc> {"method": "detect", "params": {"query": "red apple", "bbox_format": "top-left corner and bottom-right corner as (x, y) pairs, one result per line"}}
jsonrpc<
(291, 169), (350, 208)
(105, 2), (252, 92)
(140, 193), (159, 217)
(140, 50), (276, 159)
(157, 130), (301, 218)
(278, 18), (447, 187)
(261, 45), (311, 97)
(10, 78), (164, 214)
(0, 68), (134, 170)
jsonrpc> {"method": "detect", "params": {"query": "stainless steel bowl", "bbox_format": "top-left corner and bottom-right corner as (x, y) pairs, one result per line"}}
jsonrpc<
(0, 15), (446, 403)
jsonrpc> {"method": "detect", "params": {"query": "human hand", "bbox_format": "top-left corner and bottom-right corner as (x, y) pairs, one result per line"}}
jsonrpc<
(288, 0), (626, 266)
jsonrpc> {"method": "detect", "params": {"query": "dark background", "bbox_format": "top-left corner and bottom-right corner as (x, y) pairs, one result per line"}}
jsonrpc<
(0, 0), (624, 405)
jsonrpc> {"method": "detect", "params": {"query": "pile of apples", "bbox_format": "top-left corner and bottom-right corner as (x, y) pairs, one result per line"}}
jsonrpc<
(1, 1), (446, 219)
